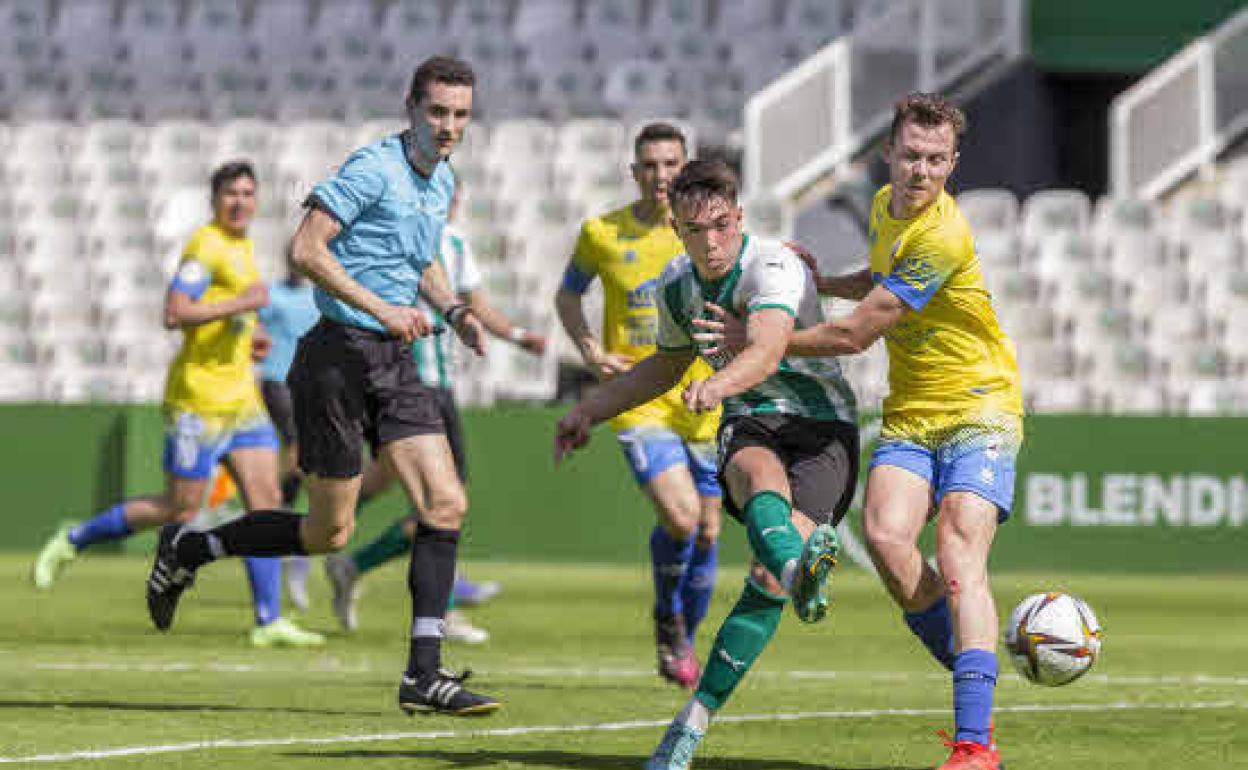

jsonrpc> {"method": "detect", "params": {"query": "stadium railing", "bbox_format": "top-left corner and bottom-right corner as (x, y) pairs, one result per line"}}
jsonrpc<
(1110, 6), (1248, 199)
(742, 0), (1025, 204)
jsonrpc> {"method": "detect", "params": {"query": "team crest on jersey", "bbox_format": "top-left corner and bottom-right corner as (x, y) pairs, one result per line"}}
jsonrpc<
(623, 249), (638, 263)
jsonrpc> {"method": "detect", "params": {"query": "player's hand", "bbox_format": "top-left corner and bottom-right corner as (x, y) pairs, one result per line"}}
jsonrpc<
(250, 326), (272, 362)
(519, 331), (549, 356)
(377, 304), (432, 343)
(683, 378), (725, 414)
(238, 282), (270, 312)
(554, 408), (594, 464)
(452, 311), (486, 356)
(691, 302), (748, 357)
(785, 240), (820, 276)
(591, 352), (634, 380)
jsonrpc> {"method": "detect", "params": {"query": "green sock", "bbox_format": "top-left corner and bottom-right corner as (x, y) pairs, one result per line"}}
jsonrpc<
(350, 520), (411, 574)
(447, 592), (457, 612)
(695, 578), (786, 710)
(743, 491), (803, 585)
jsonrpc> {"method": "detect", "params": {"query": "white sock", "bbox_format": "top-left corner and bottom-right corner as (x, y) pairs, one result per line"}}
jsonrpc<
(780, 558), (798, 594)
(676, 696), (713, 732)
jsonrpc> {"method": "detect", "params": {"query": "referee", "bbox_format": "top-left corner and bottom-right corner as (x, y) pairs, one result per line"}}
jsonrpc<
(147, 56), (500, 715)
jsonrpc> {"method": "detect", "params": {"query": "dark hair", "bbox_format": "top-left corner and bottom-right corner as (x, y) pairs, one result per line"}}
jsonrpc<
(634, 122), (687, 158)
(889, 92), (967, 145)
(210, 160), (256, 197)
(668, 159), (739, 212)
(408, 55), (476, 103)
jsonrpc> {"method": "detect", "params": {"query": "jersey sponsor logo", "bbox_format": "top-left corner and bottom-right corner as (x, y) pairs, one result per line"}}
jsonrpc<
(627, 278), (657, 309)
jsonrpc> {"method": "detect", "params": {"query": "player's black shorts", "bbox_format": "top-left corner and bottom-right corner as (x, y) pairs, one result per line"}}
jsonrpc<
(288, 318), (445, 478)
(260, 379), (297, 446)
(717, 413), (859, 526)
(431, 386), (468, 483)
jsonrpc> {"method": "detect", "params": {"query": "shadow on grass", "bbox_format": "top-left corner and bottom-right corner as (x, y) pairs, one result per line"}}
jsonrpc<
(0, 699), (386, 717)
(284, 747), (925, 770)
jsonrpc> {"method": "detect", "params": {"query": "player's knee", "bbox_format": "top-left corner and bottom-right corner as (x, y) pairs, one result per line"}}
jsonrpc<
(304, 518), (355, 553)
(863, 512), (910, 559)
(658, 506), (699, 541)
(422, 489), (467, 529)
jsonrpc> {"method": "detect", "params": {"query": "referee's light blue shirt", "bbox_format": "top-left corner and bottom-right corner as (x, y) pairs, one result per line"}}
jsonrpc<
(308, 134), (454, 333)
(257, 279), (319, 382)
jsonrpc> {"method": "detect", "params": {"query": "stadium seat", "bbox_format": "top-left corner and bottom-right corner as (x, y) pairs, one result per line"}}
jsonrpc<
(583, 0), (645, 62)
(514, 0), (585, 68)
(0, 363), (41, 402)
(1026, 379), (1092, 413)
(782, 0), (847, 57)
(117, 0), (193, 107)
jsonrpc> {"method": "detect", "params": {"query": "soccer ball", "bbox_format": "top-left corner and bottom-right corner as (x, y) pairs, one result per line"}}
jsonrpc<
(1004, 592), (1103, 686)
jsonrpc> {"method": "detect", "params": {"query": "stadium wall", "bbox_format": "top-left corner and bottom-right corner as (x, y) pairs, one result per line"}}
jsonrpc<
(4, 407), (1247, 572)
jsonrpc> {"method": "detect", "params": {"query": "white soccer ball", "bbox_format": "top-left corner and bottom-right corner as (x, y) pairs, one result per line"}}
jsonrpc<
(1004, 592), (1103, 686)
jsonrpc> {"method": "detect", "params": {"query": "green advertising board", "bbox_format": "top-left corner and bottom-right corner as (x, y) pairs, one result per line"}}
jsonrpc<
(0, 406), (1245, 572)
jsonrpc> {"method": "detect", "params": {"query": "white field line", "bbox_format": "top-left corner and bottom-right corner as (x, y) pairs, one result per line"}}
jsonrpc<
(0, 700), (1240, 765)
(23, 661), (1248, 688)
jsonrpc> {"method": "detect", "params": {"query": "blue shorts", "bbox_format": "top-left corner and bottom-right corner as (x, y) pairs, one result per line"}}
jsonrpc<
(162, 411), (281, 481)
(869, 429), (1018, 522)
(616, 426), (721, 498)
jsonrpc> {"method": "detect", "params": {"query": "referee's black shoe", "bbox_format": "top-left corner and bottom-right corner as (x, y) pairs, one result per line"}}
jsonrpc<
(398, 668), (501, 716)
(146, 524), (197, 631)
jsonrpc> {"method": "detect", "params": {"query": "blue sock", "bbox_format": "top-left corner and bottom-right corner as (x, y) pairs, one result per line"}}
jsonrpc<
(681, 539), (718, 645)
(244, 557), (283, 627)
(67, 503), (132, 551)
(650, 526), (693, 619)
(953, 649), (998, 746)
(904, 595), (956, 671)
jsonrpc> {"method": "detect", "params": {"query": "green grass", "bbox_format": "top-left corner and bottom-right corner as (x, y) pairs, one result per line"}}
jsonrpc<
(1, 554), (1245, 769)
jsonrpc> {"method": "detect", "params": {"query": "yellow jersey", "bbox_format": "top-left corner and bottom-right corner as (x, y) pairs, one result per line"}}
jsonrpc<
(566, 204), (719, 440)
(868, 186), (1023, 445)
(163, 222), (266, 418)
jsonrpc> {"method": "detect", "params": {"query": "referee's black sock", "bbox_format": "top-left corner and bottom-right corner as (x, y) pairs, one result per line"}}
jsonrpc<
(280, 473), (302, 507)
(405, 523), (460, 680)
(175, 510), (307, 569)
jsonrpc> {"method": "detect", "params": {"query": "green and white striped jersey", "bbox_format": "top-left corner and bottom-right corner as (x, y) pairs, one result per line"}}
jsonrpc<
(410, 226), (483, 390)
(656, 234), (857, 424)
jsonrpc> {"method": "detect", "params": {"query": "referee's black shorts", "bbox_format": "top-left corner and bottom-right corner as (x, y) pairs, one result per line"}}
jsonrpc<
(431, 386), (469, 483)
(288, 318), (445, 478)
(260, 379), (297, 446)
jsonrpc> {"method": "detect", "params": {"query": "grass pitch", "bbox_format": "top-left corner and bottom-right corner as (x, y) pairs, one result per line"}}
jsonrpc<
(1, 554), (1244, 768)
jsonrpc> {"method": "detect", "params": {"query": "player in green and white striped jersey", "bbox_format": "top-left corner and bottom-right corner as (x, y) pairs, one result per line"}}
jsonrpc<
(555, 160), (861, 770)
(325, 190), (547, 642)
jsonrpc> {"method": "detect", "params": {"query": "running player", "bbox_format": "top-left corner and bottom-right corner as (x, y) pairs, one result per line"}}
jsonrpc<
(32, 161), (323, 648)
(256, 247), (320, 610)
(554, 123), (722, 689)
(325, 182), (548, 642)
(695, 94), (1022, 770)
(144, 56), (500, 716)
(555, 160), (858, 770)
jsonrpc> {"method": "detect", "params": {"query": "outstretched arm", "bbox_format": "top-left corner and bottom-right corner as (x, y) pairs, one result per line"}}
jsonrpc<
(684, 308), (793, 413)
(694, 285), (906, 359)
(554, 350), (694, 462)
(468, 289), (547, 354)
(788, 285), (907, 356)
(815, 267), (873, 300)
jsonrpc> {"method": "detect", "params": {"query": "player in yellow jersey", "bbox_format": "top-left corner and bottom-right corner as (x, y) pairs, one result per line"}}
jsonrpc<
(695, 95), (1021, 770)
(32, 162), (322, 648)
(555, 123), (722, 689)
